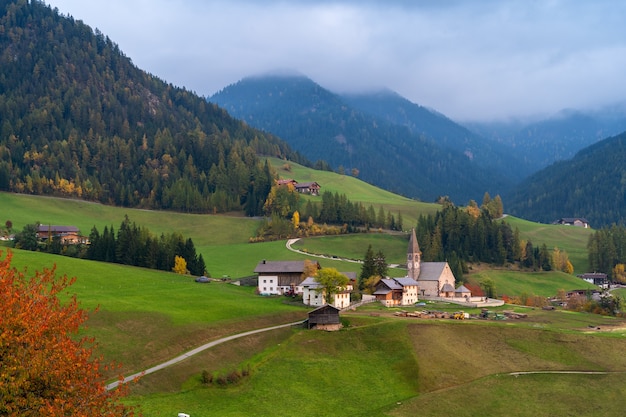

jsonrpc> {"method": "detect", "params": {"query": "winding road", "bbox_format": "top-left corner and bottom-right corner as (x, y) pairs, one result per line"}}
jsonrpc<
(106, 320), (304, 391)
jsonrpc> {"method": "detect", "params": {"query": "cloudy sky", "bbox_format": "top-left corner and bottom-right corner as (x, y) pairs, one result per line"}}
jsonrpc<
(46, 0), (626, 121)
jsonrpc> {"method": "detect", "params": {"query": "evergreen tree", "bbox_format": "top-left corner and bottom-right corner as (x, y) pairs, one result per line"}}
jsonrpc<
(359, 244), (376, 290)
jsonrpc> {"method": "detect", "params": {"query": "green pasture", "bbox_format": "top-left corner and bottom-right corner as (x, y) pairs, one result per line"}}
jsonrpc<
(127, 317), (626, 417)
(266, 157), (440, 226)
(503, 216), (593, 273)
(4, 248), (307, 376)
(0, 191), (258, 247)
(468, 269), (597, 298)
(292, 232), (409, 264)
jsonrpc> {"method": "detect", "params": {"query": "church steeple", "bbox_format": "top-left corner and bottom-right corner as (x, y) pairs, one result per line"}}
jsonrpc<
(407, 228), (421, 280)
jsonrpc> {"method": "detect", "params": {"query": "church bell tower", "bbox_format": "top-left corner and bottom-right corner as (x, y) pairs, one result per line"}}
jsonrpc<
(407, 228), (421, 280)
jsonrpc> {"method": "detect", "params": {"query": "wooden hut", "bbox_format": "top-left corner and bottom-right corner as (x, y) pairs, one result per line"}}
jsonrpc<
(307, 304), (342, 331)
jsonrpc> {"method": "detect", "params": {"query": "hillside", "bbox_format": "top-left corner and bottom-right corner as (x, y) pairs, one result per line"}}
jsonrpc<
(0, 0), (306, 215)
(210, 74), (513, 204)
(506, 131), (626, 227)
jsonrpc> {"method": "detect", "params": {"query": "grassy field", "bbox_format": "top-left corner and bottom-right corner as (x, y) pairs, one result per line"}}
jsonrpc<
(126, 313), (626, 417)
(467, 269), (597, 297)
(3, 187), (622, 415)
(266, 157), (441, 227)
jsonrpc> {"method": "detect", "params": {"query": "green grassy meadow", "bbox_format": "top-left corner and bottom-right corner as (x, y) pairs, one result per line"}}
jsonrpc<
(2, 180), (622, 416)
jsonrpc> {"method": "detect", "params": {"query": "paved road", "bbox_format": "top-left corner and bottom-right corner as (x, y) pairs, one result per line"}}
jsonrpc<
(106, 320), (304, 390)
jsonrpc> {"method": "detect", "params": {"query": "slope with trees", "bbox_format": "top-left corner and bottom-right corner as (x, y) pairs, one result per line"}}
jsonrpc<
(506, 131), (626, 227)
(0, 0), (307, 215)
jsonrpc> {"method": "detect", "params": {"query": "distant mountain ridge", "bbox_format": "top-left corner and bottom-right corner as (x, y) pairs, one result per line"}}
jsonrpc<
(467, 105), (626, 173)
(210, 75), (514, 203)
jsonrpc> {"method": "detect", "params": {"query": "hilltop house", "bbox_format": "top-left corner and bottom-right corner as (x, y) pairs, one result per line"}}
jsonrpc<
(553, 218), (590, 228)
(255, 260), (320, 295)
(36, 225), (83, 244)
(294, 182), (320, 196)
(577, 272), (609, 289)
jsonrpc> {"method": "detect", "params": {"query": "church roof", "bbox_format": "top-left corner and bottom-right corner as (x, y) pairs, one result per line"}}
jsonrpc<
(408, 228), (420, 255)
(417, 262), (449, 281)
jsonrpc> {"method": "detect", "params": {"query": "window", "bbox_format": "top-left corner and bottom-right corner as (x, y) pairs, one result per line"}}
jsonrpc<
(263, 279), (266, 283)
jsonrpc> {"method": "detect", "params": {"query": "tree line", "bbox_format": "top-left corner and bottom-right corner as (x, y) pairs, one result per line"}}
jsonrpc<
(588, 224), (626, 283)
(414, 198), (572, 279)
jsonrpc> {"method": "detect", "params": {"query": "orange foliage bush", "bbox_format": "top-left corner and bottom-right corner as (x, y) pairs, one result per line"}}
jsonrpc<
(0, 250), (138, 416)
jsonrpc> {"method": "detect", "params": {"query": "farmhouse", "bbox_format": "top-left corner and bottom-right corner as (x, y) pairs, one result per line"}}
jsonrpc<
(307, 304), (342, 331)
(552, 217), (590, 228)
(577, 272), (609, 289)
(36, 225), (83, 244)
(294, 181), (320, 196)
(255, 260), (320, 295)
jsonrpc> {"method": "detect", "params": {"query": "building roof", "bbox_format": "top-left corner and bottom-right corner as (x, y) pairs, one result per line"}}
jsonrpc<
(455, 285), (471, 294)
(254, 260), (308, 274)
(299, 276), (322, 288)
(394, 277), (419, 287)
(378, 278), (403, 290)
(37, 225), (79, 233)
(441, 283), (455, 292)
(418, 262), (448, 281)
(578, 272), (607, 279)
(295, 182), (319, 188)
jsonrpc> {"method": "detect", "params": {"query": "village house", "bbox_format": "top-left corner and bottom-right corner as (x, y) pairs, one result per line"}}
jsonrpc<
(254, 260), (320, 295)
(300, 273), (354, 309)
(373, 277), (420, 307)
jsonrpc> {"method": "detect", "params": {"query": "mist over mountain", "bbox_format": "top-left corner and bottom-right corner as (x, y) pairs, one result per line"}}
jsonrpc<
(210, 75), (514, 204)
(467, 104), (626, 173)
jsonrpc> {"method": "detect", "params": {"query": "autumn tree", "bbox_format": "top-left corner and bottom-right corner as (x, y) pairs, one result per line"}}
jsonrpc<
(315, 267), (349, 304)
(0, 250), (137, 416)
(172, 255), (189, 275)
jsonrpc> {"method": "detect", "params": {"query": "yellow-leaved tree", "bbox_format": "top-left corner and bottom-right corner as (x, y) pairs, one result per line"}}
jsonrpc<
(172, 255), (189, 275)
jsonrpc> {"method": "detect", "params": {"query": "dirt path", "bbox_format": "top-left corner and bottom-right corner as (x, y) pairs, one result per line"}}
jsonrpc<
(106, 320), (304, 391)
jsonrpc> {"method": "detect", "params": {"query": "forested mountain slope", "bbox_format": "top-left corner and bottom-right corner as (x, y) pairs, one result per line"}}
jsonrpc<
(506, 131), (626, 227)
(210, 74), (512, 204)
(0, 0), (307, 214)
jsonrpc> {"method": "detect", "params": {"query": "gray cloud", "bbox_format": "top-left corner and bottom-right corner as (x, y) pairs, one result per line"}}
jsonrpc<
(47, 0), (626, 121)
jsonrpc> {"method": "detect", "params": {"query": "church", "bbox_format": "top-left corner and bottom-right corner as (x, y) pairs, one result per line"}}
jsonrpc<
(374, 228), (460, 305)
(406, 228), (458, 298)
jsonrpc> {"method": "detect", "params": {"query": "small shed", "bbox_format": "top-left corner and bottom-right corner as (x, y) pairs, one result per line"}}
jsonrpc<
(455, 284), (472, 300)
(307, 304), (342, 331)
